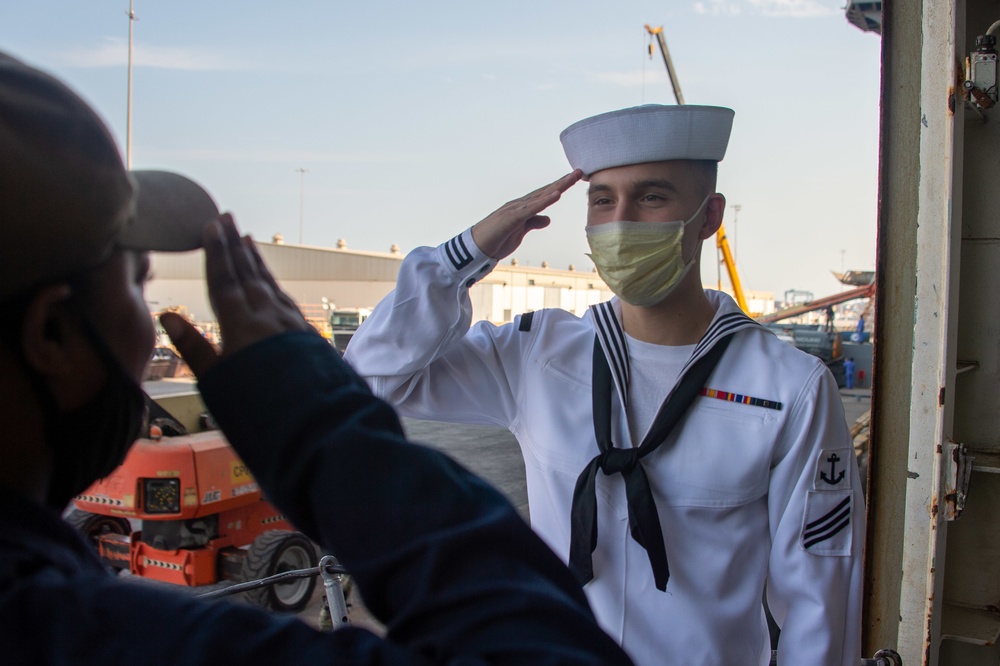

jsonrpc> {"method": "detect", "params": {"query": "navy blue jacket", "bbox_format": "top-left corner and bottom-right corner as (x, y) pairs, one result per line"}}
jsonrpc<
(0, 331), (631, 664)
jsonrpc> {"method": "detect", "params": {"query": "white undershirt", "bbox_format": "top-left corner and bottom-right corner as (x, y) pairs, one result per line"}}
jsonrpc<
(625, 334), (697, 447)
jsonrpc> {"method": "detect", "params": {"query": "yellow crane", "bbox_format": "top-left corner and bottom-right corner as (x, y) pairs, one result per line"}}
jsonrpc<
(714, 224), (750, 313)
(645, 24), (751, 316)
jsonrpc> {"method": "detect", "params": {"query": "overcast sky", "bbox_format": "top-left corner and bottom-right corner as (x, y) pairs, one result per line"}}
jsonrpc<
(3, 0), (881, 301)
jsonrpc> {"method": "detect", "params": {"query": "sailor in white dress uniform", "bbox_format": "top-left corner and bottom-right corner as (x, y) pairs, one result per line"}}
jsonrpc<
(346, 104), (864, 666)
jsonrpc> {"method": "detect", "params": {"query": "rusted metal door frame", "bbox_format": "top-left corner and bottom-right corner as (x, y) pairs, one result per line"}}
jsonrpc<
(868, 0), (967, 662)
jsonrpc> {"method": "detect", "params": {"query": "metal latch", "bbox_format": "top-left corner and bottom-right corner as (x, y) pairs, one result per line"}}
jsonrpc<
(862, 648), (903, 666)
(944, 441), (975, 520)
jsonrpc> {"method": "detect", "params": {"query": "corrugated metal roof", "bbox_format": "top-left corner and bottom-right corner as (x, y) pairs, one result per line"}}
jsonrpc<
(255, 243), (402, 281)
(150, 242), (404, 281)
(152, 241), (606, 285)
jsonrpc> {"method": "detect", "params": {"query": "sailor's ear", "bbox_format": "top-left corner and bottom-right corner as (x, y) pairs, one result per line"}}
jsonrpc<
(700, 193), (726, 240)
(19, 284), (82, 377)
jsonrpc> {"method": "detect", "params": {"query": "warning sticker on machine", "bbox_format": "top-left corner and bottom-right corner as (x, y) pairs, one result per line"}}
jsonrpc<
(230, 459), (255, 485)
(232, 482), (259, 497)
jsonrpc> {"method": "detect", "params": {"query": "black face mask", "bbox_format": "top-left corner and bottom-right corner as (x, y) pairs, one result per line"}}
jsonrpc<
(26, 313), (148, 510)
(42, 356), (147, 510)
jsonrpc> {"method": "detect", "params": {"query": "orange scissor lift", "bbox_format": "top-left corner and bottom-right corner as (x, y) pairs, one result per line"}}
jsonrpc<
(69, 408), (322, 613)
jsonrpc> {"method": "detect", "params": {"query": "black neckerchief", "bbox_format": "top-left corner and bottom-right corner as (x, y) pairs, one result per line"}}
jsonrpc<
(569, 321), (734, 592)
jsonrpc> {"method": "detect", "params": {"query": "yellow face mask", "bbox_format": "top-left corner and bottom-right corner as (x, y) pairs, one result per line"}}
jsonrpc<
(585, 196), (710, 307)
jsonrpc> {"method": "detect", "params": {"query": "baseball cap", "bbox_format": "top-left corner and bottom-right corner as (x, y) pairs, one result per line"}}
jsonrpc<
(0, 51), (219, 300)
(560, 104), (735, 178)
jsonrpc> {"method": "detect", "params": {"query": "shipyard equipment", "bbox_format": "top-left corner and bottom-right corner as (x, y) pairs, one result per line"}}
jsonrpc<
(715, 222), (750, 314)
(70, 398), (319, 613)
(328, 306), (371, 353)
(756, 284), (875, 387)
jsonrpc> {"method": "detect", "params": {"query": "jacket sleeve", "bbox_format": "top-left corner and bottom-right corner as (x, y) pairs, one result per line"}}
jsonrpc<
(765, 364), (864, 666)
(197, 331), (631, 665)
(343, 229), (527, 428)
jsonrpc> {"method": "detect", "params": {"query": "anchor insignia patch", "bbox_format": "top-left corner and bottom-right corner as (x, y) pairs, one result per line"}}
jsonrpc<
(812, 448), (852, 490)
(821, 453), (845, 485)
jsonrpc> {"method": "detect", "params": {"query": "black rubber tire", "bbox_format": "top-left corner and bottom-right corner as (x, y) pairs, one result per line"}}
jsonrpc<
(64, 508), (131, 572)
(65, 508), (131, 544)
(241, 530), (318, 612)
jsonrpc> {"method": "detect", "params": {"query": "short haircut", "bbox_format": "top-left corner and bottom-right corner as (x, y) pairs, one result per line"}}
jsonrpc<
(690, 160), (718, 196)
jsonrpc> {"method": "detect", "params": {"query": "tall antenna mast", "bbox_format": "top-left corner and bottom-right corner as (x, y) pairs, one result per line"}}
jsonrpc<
(126, 0), (135, 169)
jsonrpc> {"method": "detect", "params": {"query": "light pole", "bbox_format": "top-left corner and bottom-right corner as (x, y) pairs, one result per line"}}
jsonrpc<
(126, 0), (136, 169)
(295, 168), (308, 244)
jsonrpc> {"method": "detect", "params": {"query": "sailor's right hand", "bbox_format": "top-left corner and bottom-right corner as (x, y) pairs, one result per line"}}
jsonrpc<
(471, 170), (582, 260)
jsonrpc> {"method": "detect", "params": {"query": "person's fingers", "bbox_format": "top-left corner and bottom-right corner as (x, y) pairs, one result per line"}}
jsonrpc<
(525, 215), (551, 231)
(160, 312), (219, 376)
(505, 187), (556, 216)
(203, 218), (246, 324)
(545, 169), (583, 195)
(518, 170), (582, 203)
(218, 214), (260, 283)
(503, 170), (582, 219)
(218, 216), (274, 312)
(248, 241), (303, 316)
(472, 171), (581, 260)
(237, 235), (275, 310)
(533, 170), (581, 203)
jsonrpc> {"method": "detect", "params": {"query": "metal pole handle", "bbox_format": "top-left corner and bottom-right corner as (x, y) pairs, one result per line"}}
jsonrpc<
(319, 555), (350, 630)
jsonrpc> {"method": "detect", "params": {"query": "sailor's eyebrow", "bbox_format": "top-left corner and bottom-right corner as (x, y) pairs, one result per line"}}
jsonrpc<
(632, 178), (678, 192)
(587, 179), (679, 196)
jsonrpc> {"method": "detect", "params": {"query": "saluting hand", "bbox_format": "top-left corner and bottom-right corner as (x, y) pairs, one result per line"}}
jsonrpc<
(471, 170), (582, 260)
(160, 213), (313, 378)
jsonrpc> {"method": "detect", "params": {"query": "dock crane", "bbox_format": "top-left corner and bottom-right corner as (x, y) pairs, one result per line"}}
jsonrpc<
(645, 24), (751, 315)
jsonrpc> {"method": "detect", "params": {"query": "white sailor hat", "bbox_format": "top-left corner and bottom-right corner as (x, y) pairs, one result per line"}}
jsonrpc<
(559, 104), (735, 178)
